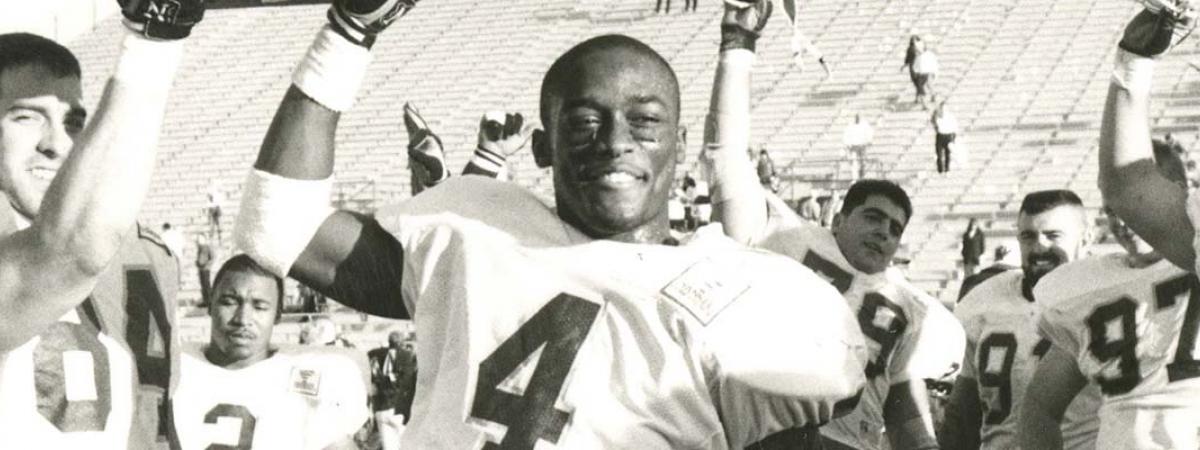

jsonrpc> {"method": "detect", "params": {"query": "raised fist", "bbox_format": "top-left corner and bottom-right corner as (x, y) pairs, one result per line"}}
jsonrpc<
(328, 0), (419, 48)
(1120, 0), (1196, 57)
(723, 0), (772, 37)
(404, 103), (449, 192)
(119, 0), (205, 40)
(477, 111), (538, 158)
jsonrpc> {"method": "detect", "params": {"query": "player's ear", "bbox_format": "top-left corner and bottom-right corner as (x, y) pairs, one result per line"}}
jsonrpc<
(831, 212), (845, 232)
(531, 129), (552, 169)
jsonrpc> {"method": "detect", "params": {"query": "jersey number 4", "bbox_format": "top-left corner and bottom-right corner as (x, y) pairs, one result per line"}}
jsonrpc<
(1086, 274), (1200, 395)
(469, 293), (601, 450)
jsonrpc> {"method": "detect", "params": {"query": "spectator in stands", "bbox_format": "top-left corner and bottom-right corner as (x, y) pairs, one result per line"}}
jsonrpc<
(957, 244), (1018, 301)
(821, 189), (841, 228)
(756, 148), (777, 191)
(681, 172), (698, 230)
(656, 0), (671, 14)
(195, 232), (214, 306)
(932, 99), (958, 174)
(800, 192), (822, 223)
(843, 114), (874, 181)
(368, 331), (418, 450)
(960, 218), (985, 276)
(684, 0), (696, 13)
(903, 35), (938, 109)
(161, 222), (184, 261)
(205, 181), (222, 241)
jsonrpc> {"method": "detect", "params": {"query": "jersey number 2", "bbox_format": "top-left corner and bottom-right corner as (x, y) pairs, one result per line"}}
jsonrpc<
(203, 403), (256, 450)
(469, 293), (600, 450)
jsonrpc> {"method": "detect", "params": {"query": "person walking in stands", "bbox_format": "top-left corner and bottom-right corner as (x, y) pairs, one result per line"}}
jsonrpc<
(684, 0), (696, 13)
(902, 35), (938, 109)
(369, 331), (418, 450)
(932, 99), (958, 174)
(799, 192), (821, 223)
(960, 218), (985, 276)
(656, 0), (671, 14)
(843, 114), (874, 181)
(756, 148), (777, 191)
(195, 232), (214, 306)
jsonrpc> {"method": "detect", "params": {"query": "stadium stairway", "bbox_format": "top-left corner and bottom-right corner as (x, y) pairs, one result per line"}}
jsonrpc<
(67, 0), (1194, 307)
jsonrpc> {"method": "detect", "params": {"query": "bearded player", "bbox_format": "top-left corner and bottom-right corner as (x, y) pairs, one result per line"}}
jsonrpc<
(699, 2), (963, 449)
(233, 0), (869, 448)
(1018, 143), (1200, 449)
(0, 2), (202, 448)
(1098, 0), (1200, 275)
(940, 190), (1102, 449)
(172, 255), (368, 450)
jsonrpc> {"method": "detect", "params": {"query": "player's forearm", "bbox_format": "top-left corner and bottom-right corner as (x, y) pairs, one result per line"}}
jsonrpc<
(254, 86), (338, 179)
(1098, 59), (1156, 202)
(1015, 399), (1064, 449)
(884, 380), (939, 450)
(706, 49), (767, 245)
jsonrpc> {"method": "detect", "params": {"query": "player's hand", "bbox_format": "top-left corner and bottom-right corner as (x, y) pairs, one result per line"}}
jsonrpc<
(328, 0), (419, 48)
(477, 111), (538, 158)
(119, 0), (206, 40)
(404, 103), (449, 187)
(1121, 0), (1196, 57)
(721, 0), (772, 51)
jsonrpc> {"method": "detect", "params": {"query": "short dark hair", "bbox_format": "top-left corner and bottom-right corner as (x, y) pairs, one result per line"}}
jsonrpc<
(840, 179), (913, 226)
(1152, 138), (1188, 185)
(1019, 189), (1083, 217)
(210, 254), (285, 319)
(540, 35), (680, 125)
(0, 33), (81, 96)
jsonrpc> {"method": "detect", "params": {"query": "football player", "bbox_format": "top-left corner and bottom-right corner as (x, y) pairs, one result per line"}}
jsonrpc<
(172, 255), (368, 450)
(1019, 143), (1200, 449)
(0, 1), (201, 448)
(700, 2), (963, 448)
(1097, 0), (1200, 275)
(941, 190), (1102, 449)
(233, 0), (869, 448)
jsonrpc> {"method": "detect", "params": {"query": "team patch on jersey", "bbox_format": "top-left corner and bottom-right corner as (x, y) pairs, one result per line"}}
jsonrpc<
(662, 258), (750, 325)
(290, 367), (321, 396)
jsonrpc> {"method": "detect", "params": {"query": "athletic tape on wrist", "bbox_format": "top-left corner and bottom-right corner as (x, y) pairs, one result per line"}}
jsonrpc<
(1112, 48), (1156, 93)
(235, 169), (336, 277)
(113, 28), (183, 90)
(292, 25), (373, 112)
(719, 48), (756, 70)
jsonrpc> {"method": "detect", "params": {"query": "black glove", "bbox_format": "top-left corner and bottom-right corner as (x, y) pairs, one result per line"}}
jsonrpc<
(329, 0), (420, 48)
(119, 0), (206, 40)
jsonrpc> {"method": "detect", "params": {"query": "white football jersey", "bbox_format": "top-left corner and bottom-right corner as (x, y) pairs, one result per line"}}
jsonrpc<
(373, 177), (868, 450)
(172, 345), (368, 450)
(957, 270), (1101, 450)
(753, 195), (962, 450)
(1036, 254), (1200, 449)
(0, 307), (136, 450)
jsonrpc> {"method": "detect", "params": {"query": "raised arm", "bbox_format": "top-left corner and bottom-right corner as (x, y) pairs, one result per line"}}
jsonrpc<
(235, 0), (418, 319)
(0, 0), (200, 351)
(1099, 6), (1196, 271)
(705, 0), (772, 244)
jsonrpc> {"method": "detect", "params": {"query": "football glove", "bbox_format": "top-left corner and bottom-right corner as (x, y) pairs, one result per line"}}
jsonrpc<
(119, 0), (206, 40)
(1121, 0), (1197, 57)
(328, 0), (418, 48)
(721, 0), (772, 51)
(478, 111), (538, 158)
(404, 103), (450, 190)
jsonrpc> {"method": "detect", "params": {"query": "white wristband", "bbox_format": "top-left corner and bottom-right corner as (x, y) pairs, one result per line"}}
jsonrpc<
(113, 28), (184, 90)
(1112, 48), (1156, 93)
(234, 169), (336, 277)
(292, 25), (372, 112)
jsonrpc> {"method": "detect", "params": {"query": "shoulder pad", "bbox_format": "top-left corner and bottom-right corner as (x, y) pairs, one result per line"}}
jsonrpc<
(136, 222), (174, 256)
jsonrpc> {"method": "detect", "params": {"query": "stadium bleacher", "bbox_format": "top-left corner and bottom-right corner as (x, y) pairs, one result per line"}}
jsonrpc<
(66, 0), (1196, 309)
